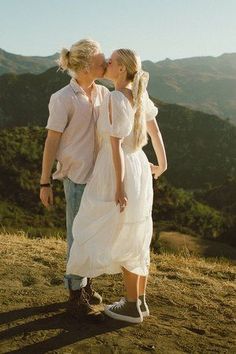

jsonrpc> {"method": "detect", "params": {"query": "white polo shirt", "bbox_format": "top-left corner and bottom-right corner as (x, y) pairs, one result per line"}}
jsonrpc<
(46, 78), (109, 184)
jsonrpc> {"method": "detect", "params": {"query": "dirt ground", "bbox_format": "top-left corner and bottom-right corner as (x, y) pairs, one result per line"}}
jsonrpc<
(0, 232), (235, 354)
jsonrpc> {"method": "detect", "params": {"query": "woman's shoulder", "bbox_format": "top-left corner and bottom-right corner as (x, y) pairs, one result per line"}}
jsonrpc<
(110, 90), (134, 110)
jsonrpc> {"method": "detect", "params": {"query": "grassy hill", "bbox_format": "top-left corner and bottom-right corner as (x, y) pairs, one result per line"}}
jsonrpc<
(143, 53), (236, 125)
(0, 48), (58, 75)
(0, 232), (235, 353)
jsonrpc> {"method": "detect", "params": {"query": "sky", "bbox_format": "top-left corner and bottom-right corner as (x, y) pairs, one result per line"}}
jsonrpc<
(0, 0), (236, 62)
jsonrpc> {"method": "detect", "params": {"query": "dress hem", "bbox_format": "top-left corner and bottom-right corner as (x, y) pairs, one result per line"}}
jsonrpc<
(67, 263), (150, 278)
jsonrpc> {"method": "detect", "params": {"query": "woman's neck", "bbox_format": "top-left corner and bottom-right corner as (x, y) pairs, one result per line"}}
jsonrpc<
(115, 78), (132, 91)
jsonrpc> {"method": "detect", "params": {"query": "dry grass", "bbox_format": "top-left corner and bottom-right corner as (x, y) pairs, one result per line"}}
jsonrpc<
(0, 231), (236, 354)
(159, 231), (236, 260)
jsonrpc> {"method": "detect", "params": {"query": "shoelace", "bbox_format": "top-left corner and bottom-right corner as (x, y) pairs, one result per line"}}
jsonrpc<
(114, 297), (126, 305)
(110, 297), (127, 310)
(81, 289), (90, 303)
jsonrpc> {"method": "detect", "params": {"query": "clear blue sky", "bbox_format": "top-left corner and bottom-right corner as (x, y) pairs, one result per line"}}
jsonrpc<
(0, 0), (235, 62)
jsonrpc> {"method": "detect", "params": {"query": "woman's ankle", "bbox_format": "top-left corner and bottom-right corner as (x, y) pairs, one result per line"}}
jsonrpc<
(126, 297), (138, 302)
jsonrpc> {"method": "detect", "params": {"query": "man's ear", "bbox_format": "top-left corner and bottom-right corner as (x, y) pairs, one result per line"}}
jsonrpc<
(119, 64), (126, 73)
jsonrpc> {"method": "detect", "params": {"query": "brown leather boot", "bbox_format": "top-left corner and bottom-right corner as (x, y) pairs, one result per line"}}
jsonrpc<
(84, 278), (103, 305)
(66, 287), (104, 322)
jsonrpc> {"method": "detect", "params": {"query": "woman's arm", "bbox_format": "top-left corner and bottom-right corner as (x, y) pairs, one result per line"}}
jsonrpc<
(147, 119), (167, 179)
(110, 136), (127, 212)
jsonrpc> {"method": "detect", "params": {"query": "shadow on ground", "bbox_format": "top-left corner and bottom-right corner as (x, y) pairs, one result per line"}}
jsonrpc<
(0, 301), (129, 354)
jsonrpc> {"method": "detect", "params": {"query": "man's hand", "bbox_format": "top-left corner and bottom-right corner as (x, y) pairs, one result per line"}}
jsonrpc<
(40, 186), (53, 208)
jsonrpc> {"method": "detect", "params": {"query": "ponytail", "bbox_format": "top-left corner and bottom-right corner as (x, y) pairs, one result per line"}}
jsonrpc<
(132, 70), (149, 149)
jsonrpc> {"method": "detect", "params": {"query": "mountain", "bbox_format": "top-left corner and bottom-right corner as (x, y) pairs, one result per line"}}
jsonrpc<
(143, 53), (236, 124)
(0, 67), (235, 190)
(1, 49), (236, 123)
(0, 48), (59, 75)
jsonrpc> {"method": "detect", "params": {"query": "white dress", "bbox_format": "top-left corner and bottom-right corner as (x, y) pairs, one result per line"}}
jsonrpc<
(66, 90), (158, 277)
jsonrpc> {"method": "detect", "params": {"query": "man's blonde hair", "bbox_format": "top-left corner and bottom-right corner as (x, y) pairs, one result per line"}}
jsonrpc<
(57, 39), (101, 77)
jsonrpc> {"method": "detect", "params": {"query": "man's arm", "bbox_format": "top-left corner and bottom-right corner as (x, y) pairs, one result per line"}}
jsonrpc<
(40, 130), (62, 208)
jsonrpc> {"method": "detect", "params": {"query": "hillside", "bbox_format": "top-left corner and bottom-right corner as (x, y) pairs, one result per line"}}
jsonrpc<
(0, 48), (58, 75)
(0, 126), (236, 248)
(0, 67), (68, 127)
(143, 53), (236, 124)
(0, 232), (235, 353)
(0, 68), (236, 190)
(144, 97), (236, 189)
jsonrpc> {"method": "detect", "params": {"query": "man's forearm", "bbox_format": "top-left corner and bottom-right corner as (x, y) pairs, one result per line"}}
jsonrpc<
(40, 132), (61, 183)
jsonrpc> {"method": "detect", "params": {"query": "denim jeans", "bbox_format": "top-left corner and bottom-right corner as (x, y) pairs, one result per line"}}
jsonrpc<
(63, 177), (87, 290)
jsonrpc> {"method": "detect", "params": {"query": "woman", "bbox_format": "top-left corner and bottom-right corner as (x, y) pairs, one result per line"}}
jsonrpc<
(67, 49), (167, 323)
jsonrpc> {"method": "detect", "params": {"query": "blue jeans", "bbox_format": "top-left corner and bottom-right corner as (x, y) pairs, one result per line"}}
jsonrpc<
(63, 177), (87, 290)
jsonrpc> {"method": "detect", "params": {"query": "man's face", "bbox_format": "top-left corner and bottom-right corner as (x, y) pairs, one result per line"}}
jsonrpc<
(89, 53), (107, 79)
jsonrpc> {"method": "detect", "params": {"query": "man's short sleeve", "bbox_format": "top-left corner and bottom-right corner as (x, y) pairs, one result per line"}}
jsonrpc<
(46, 94), (69, 133)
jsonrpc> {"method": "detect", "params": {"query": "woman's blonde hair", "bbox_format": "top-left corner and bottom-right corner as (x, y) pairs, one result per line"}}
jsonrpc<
(116, 49), (149, 149)
(57, 39), (101, 77)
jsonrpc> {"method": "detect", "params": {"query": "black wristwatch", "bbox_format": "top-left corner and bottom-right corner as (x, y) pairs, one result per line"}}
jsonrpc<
(40, 182), (52, 188)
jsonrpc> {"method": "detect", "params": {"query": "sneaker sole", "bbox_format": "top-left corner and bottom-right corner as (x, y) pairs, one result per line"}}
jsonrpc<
(104, 307), (143, 323)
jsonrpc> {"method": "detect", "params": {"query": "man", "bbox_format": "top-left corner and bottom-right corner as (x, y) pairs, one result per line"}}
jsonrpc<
(40, 39), (109, 320)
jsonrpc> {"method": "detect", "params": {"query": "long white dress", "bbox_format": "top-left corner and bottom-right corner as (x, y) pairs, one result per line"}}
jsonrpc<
(66, 90), (158, 277)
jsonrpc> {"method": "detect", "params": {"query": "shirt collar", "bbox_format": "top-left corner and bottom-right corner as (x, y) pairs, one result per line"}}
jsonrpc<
(70, 78), (97, 98)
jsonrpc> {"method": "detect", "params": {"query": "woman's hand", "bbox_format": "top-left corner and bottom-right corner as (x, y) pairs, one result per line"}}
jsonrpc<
(150, 163), (165, 180)
(115, 188), (128, 213)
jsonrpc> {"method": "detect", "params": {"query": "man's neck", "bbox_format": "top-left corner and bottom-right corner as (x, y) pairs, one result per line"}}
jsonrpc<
(74, 74), (95, 93)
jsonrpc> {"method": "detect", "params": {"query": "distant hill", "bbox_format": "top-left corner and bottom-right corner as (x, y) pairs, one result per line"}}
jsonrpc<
(143, 53), (236, 124)
(0, 48), (58, 75)
(0, 67), (235, 190)
(1, 49), (236, 123)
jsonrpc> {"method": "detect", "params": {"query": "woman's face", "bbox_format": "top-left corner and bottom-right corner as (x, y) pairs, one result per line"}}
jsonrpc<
(105, 51), (123, 81)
